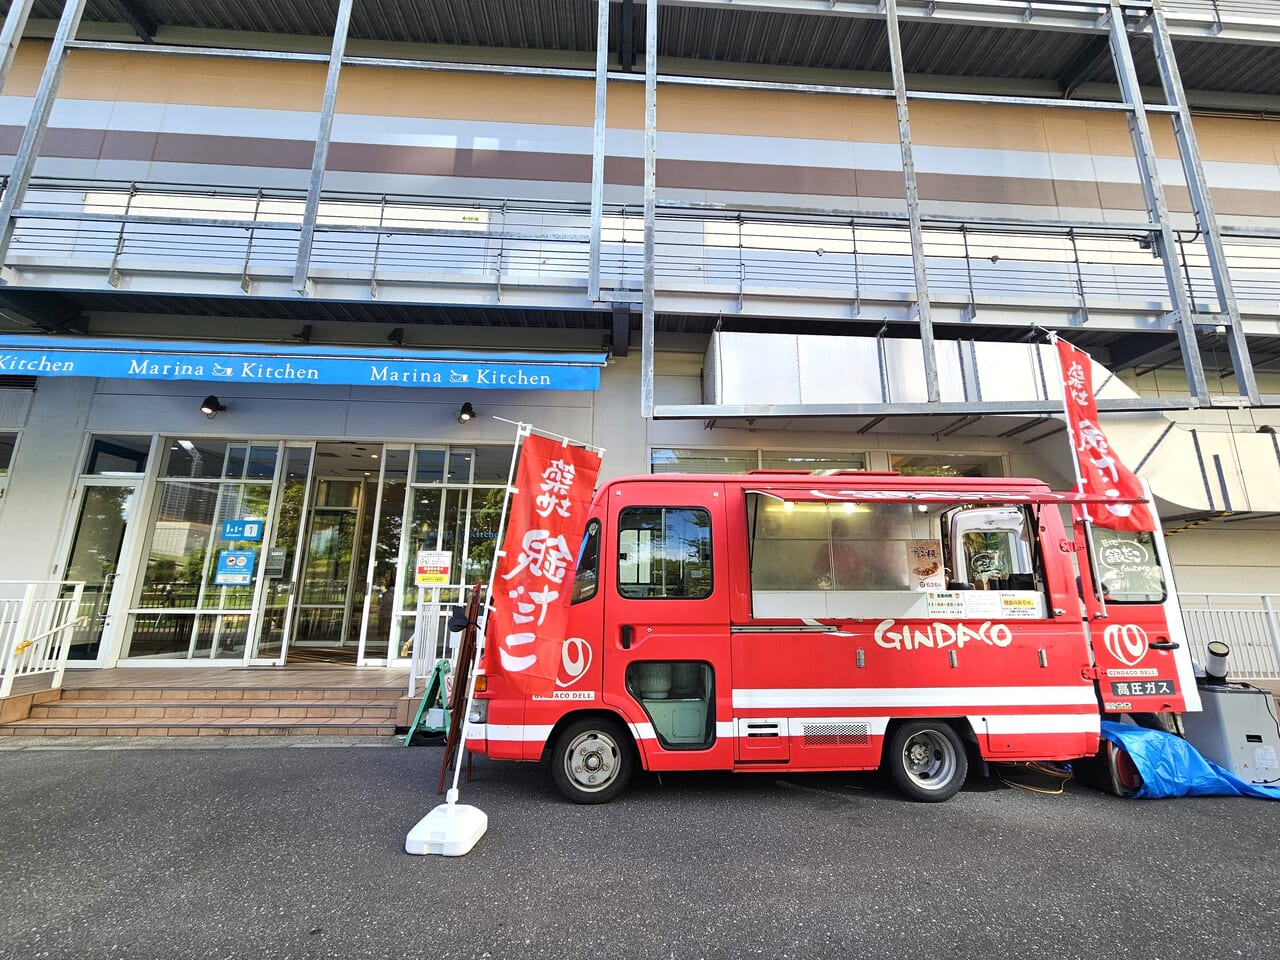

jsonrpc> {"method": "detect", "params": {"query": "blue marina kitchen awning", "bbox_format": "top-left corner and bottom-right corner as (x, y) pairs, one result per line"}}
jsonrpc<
(0, 335), (607, 391)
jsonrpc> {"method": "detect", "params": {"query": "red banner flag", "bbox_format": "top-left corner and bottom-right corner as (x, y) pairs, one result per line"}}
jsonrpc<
(1055, 339), (1156, 532)
(486, 433), (602, 695)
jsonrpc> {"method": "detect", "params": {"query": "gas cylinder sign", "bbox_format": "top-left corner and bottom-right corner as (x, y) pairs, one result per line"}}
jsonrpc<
(415, 550), (452, 586)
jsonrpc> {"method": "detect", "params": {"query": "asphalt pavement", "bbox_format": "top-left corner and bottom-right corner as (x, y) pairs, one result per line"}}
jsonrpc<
(2, 738), (1278, 960)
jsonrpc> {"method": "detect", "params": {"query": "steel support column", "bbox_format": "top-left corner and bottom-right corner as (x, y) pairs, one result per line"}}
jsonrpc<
(1148, 0), (1259, 404)
(884, 0), (940, 404)
(292, 0), (355, 294)
(588, 0), (611, 304)
(1107, 0), (1210, 405)
(641, 0), (658, 416)
(0, 0), (36, 96)
(0, 0), (87, 269)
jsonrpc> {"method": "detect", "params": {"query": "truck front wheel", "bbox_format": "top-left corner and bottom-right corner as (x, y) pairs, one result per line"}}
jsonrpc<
(550, 718), (634, 804)
(884, 721), (968, 802)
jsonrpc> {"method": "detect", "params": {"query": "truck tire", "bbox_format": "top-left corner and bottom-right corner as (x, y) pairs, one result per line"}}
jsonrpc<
(550, 718), (634, 804)
(884, 721), (968, 802)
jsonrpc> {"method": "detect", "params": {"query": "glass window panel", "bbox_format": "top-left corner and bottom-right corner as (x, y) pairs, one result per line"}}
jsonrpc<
(572, 519), (601, 604)
(413, 446), (446, 484)
(126, 613), (195, 659)
(224, 442), (247, 479)
(447, 449), (474, 485)
(211, 615), (250, 659)
(892, 453), (1005, 478)
(761, 451), (866, 472)
(365, 453), (409, 660)
(441, 488), (467, 580)
(85, 435), (150, 475)
(0, 431), (16, 473)
(748, 498), (911, 592)
(617, 507), (713, 600)
(163, 439), (234, 478)
(402, 488), (443, 609)
(464, 487), (505, 586)
(246, 445), (279, 480)
(1091, 529), (1167, 603)
(651, 448), (757, 474)
(472, 446), (514, 484)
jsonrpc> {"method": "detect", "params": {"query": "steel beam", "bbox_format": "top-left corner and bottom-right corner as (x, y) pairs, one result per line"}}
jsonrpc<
(1106, 0), (1209, 406)
(0, 0), (35, 97)
(588, 0), (610, 303)
(0, 0), (87, 271)
(112, 0), (157, 44)
(1147, 0), (1259, 404)
(65, 39), (1178, 115)
(620, 0), (638, 72)
(641, 0), (658, 417)
(652, 396), (1204, 420)
(292, 0), (354, 294)
(884, 0), (940, 403)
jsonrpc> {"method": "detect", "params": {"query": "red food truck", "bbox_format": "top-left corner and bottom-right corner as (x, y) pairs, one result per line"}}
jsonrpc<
(465, 471), (1199, 802)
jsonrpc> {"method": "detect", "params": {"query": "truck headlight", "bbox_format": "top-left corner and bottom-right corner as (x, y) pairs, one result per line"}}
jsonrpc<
(468, 699), (488, 724)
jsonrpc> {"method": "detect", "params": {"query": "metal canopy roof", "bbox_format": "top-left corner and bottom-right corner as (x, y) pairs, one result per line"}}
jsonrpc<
(13, 0), (1280, 100)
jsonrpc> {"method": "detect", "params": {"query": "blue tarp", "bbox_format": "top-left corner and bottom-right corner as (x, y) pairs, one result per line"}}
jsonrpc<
(1099, 721), (1280, 800)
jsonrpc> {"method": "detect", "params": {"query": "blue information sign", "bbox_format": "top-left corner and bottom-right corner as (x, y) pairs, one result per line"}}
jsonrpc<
(0, 335), (605, 391)
(215, 549), (257, 586)
(222, 519), (264, 542)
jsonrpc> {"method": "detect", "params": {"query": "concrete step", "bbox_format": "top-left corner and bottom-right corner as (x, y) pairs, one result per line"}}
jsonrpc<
(1, 716), (397, 736)
(28, 699), (399, 721)
(2, 683), (409, 736)
(57, 687), (401, 704)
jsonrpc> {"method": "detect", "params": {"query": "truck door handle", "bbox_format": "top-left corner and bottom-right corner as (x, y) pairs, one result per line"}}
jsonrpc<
(620, 625), (633, 650)
(1149, 640), (1180, 650)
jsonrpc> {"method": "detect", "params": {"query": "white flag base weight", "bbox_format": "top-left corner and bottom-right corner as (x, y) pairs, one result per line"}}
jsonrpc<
(405, 791), (488, 856)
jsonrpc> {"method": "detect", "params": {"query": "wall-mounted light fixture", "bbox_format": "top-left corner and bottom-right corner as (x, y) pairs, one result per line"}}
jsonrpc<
(457, 402), (475, 424)
(200, 395), (226, 419)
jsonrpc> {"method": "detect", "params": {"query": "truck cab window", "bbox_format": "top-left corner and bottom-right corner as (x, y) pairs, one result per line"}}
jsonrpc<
(617, 507), (713, 600)
(571, 519), (601, 604)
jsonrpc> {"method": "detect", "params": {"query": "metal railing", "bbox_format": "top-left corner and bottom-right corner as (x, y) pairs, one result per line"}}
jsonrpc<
(0, 580), (87, 698)
(1180, 593), (1280, 681)
(8, 179), (1280, 317)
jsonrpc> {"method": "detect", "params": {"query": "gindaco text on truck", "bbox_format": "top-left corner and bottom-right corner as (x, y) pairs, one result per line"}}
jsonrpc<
(464, 471), (1200, 803)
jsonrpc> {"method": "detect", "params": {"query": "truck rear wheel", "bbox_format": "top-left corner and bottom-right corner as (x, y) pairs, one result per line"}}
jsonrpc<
(885, 721), (968, 802)
(551, 718), (633, 804)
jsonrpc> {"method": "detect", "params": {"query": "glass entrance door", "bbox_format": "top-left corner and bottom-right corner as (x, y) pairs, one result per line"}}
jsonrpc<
(285, 443), (385, 664)
(62, 481), (138, 663)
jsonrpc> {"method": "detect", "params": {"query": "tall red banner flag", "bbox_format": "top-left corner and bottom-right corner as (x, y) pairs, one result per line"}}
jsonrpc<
(486, 433), (602, 696)
(1055, 339), (1156, 532)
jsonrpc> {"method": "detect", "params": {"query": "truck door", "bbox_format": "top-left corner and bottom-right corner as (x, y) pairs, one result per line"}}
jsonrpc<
(601, 480), (733, 771)
(1085, 523), (1201, 715)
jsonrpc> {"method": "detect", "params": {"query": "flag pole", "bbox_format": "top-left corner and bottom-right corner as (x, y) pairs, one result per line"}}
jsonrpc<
(1049, 331), (1108, 618)
(405, 421), (530, 856)
(446, 420), (530, 803)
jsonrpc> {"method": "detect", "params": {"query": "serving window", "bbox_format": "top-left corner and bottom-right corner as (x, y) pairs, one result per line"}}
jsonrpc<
(746, 495), (1047, 620)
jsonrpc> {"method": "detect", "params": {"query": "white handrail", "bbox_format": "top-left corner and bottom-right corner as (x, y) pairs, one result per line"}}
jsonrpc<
(0, 580), (87, 699)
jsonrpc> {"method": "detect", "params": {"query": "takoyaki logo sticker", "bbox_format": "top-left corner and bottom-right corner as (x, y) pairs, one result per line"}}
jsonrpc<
(875, 619), (1013, 652)
(1102, 623), (1149, 667)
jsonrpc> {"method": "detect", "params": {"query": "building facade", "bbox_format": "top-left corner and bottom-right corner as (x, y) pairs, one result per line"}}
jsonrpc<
(0, 0), (1276, 670)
